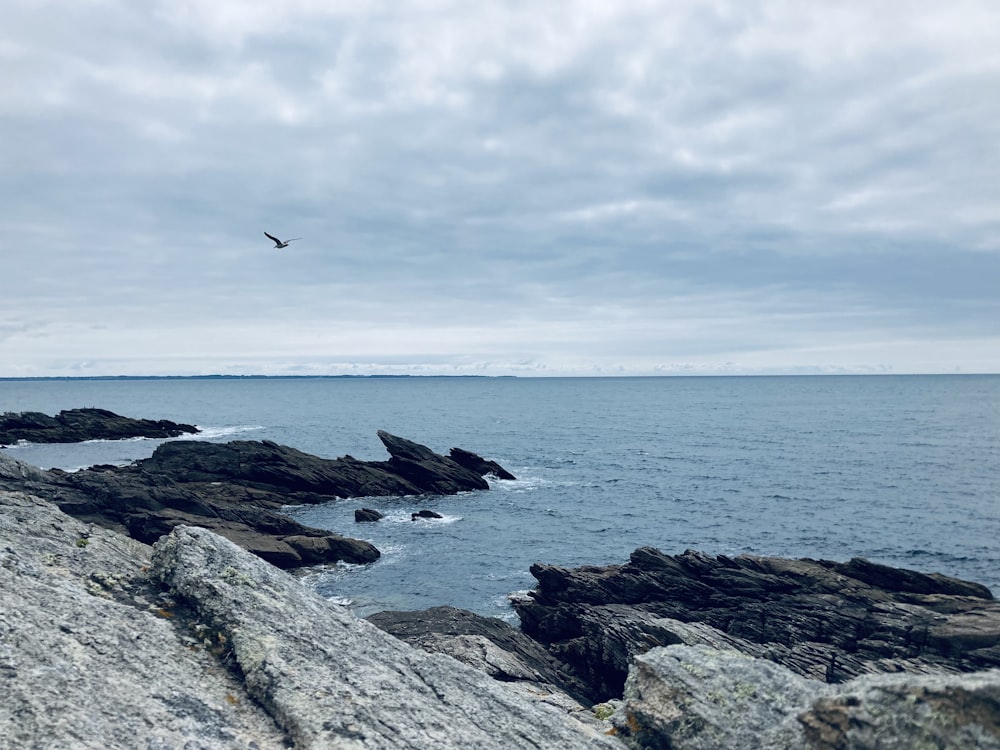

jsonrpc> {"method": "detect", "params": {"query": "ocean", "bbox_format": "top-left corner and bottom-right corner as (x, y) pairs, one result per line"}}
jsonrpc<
(2, 375), (998, 621)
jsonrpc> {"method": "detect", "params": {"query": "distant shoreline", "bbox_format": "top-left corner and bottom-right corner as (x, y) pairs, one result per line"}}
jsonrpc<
(0, 373), (995, 382)
(0, 374), (509, 382)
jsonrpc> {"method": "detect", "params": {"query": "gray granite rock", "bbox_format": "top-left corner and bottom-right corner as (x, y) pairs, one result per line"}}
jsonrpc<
(2, 489), (621, 749)
(0, 489), (286, 749)
(151, 525), (621, 749)
(368, 604), (595, 706)
(612, 644), (1000, 750)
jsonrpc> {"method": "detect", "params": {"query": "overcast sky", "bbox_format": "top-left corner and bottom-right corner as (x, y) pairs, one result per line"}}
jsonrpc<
(3, 1), (998, 377)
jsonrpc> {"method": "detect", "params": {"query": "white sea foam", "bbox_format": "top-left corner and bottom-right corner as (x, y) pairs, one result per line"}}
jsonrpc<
(488, 473), (549, 493)
(381, 510), (462, 525)
(182, 424), (265, 440)
(409, 513), (461, 525)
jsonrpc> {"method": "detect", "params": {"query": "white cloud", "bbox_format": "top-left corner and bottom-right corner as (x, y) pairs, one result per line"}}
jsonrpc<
(1, 0), (998, 377)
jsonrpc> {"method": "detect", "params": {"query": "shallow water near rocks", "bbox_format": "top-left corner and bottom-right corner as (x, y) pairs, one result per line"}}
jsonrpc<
(3, 374), (998, 620)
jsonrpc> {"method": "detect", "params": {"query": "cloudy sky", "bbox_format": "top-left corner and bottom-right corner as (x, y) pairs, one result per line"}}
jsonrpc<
(3, 0), (998, 377)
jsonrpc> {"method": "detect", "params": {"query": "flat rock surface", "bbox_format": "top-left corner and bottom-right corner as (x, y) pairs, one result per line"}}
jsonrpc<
(369, 605), (595, 706)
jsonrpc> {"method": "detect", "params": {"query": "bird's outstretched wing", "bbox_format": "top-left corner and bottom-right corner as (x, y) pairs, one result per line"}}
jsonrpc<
(264, 231), (280, 243)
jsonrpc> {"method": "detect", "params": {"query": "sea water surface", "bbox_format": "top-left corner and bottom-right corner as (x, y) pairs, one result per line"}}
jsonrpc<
(2, 375), (998, 620)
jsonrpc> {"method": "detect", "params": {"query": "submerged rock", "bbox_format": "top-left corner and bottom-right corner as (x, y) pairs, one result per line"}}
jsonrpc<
(411, 509), (444, 520)
(355, 507), (385, 522)
(0, 407), (199, 445)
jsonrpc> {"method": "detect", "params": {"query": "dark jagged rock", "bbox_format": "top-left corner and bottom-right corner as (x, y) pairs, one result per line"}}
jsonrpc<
(355, 507), (384, 522)
(137, 433), (497, 500)
(512, 547), (1000, 703)
(377, 431), (493, 493)
(448, 447), (517, 480)
(0, 408), (199, 446)
(411, 509), (443, 520)
(0, 432), (513, 570)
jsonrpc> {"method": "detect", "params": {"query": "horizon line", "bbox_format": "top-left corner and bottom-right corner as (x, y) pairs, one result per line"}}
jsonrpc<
(1, 372), (996, 382)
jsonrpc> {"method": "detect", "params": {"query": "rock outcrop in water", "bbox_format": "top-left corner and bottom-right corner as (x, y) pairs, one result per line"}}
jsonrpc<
(509, 547), (1000, 703)
(0, 407), (199, 445)
(0, 431), (515, 568)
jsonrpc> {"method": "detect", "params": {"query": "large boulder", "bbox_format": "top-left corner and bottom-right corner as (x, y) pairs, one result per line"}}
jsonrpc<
(447, 447), (517, 480)
(611, 644), (1000, 750)
(0, 407), (198, 445)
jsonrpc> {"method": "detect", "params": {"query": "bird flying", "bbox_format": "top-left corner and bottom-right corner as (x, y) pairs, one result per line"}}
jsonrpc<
(265, 232), (302, 249)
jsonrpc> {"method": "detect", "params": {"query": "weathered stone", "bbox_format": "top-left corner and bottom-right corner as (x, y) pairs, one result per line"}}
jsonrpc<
(0, 490), (287, 749)
(448, 447), (517, 480)
(6, 486), (999, 749)
(368, 605), (594, 705)
(1, 489), (621, 749)
(152, 526), (623, 749)
(355, 507), (384, 522)
(0, 407), (198, 445)
(612, 644), (1000, 750)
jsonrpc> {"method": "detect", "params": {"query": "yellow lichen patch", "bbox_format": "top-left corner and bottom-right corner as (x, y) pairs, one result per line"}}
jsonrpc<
(593, 702), (616, 721)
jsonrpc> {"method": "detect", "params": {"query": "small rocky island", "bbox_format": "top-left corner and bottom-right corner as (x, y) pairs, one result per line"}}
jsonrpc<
(0, 407), (199, 445)
(1, 415), (998, 748)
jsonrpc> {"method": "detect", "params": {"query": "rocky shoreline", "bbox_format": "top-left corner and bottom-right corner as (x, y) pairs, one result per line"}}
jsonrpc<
(2, 416), (999, 748)
(4, 487), (999, 749)
(0, 419), (515, 568)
